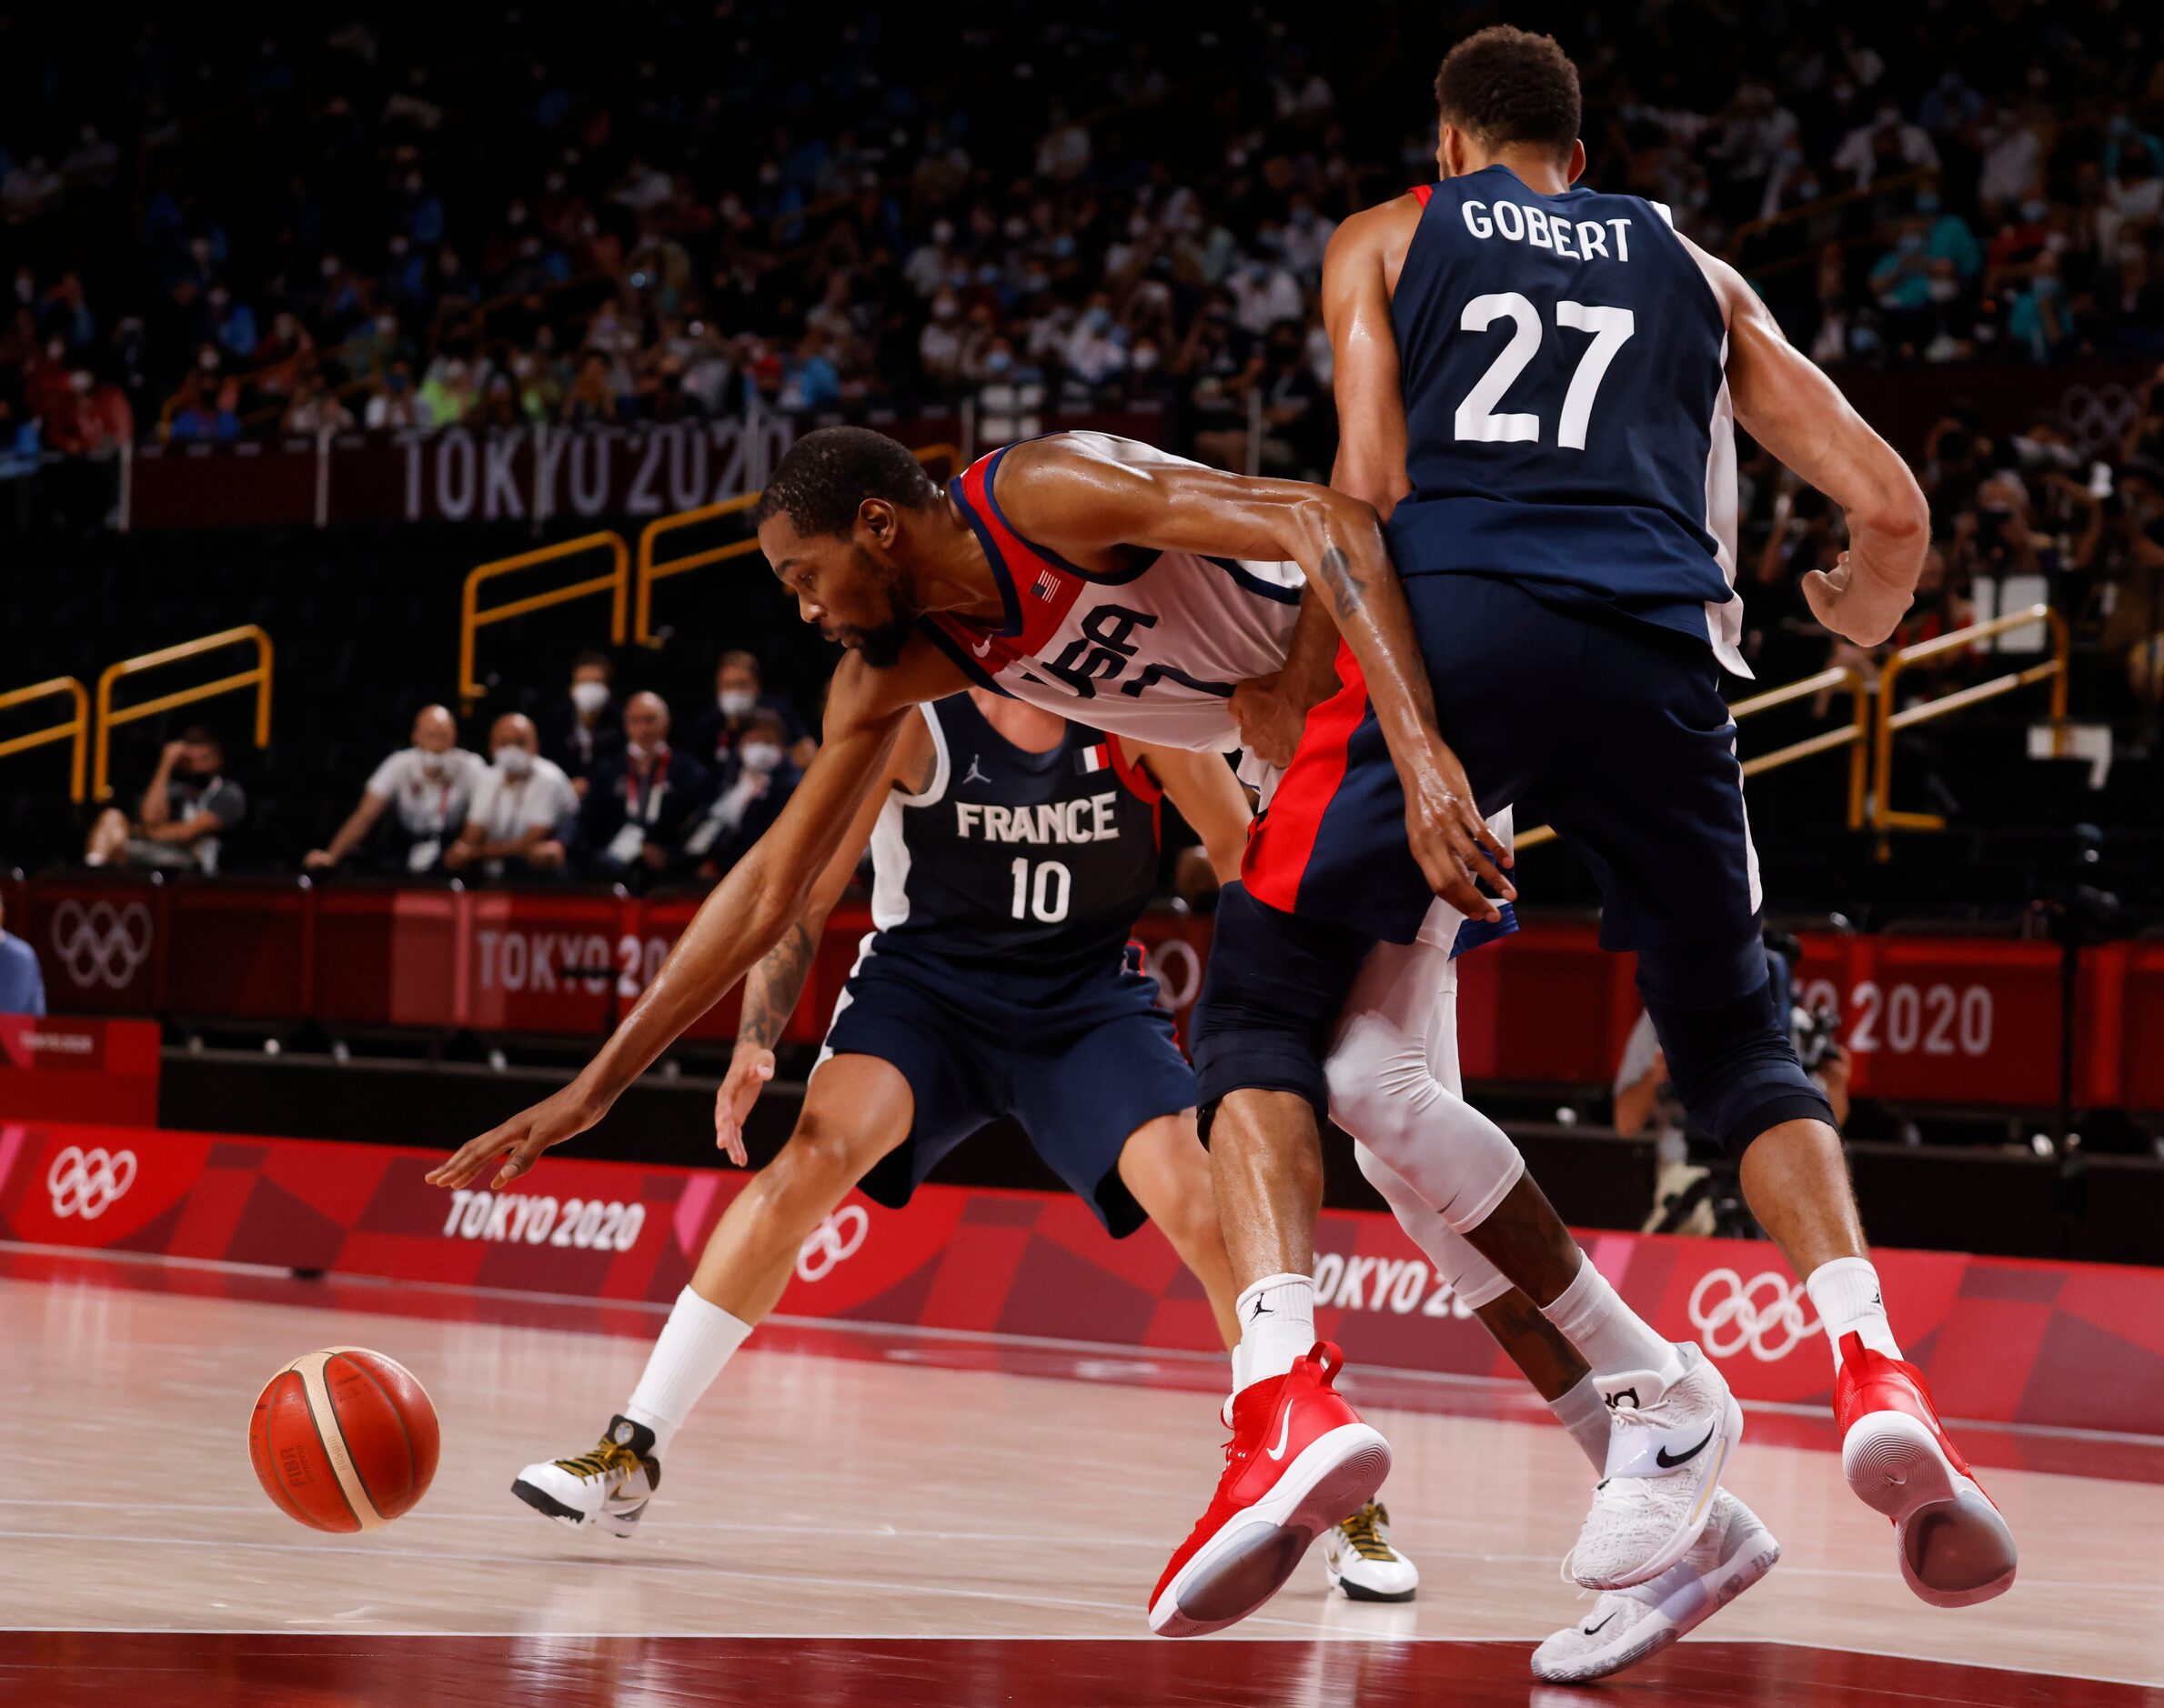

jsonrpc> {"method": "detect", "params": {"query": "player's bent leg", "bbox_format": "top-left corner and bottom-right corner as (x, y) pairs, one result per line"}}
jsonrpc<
(1153, 889), (1390, 1638)
(1361, 1151), (1786, 1680)
(1643, 934), (2017, 1607)
(1324, 935), (1526, 1231)
(1113, 1112), (1240, 1352)
(511, 1055), (915, 1537)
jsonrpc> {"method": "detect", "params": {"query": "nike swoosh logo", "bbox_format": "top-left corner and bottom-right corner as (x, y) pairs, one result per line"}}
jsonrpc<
(1264, 1407), (1293, 1461)
(1656, 1424), (1718, 1469)
(1582, 1612), (1617, 1635)
(972, 638), (994, 658)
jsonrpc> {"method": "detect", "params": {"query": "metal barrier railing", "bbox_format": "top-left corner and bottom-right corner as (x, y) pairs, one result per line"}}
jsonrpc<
(459, 532), (629, 711)
(627, 446), (965, 645)
(631, 444), (963, 647)
(0, 676), (91, 803)
(1873, 603), (2068, 836)
(1514, 664), (1870, 853)
(94, 626), (273, 801)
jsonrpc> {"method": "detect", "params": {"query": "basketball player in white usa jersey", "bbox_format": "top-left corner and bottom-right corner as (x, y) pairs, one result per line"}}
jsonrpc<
(429, 425), (1713, 1648)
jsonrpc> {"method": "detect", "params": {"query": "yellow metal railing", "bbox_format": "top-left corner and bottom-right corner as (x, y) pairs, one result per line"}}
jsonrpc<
(94, 626), (273, 801)
(0, 676), (91, 803)
(631, 444), (963, 646)
(1873, 603), (2068, 836)
(1515, 665), (1870, 852)
(459, 531), (629, 710)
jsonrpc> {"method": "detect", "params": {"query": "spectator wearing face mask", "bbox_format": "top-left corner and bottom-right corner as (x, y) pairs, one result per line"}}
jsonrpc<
(538, 650), (624, 797)
(576, 691), (711, 889)
(688, 650), (815, 772)
(305, 705), (486, 875)
(84, 727), (247, 875)
(684, 706), (802, 879)
(445, 713), (580, 881)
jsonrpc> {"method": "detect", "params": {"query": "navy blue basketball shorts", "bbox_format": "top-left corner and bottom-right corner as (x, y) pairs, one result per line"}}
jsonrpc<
(818, 944), (1197, 1237)
(1205, 574), (1831, 1157)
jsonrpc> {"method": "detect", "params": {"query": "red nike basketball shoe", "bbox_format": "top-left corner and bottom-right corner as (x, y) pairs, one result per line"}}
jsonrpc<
(1149, 1341), (1391, 1638)
(1835, 1332), (2017, 1607)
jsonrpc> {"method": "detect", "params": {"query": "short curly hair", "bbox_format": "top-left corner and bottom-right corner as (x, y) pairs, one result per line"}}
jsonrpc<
(1434, 25), (1581, 160)
(751, 426), (941, 538)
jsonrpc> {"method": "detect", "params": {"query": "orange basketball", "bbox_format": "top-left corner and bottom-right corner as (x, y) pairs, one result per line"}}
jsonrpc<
(249, 1347), (440, 1532)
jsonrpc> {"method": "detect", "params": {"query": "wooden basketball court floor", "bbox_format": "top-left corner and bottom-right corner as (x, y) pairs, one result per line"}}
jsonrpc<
(3, 1245), (2160, 1707)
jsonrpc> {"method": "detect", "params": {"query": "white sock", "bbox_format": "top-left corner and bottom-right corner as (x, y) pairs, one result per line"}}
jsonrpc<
(1234, 1272), (1315, 1392)
(622, 1286), (753, 1458)
(1804, 1256), (1901, 1374)
(1549, 1371), (1613, 1474)
(1540, 1254), (1684, 1388)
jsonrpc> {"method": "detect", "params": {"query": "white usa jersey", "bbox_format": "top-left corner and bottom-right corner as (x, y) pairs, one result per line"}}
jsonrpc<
(921, 435), (1303, 753)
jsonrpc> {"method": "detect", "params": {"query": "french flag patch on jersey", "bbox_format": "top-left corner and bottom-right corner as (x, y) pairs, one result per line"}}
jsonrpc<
(1079, 741), (1112, 774)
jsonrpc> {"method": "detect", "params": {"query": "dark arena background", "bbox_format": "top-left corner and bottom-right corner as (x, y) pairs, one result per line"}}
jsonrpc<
(3, 4), (2162, 1704)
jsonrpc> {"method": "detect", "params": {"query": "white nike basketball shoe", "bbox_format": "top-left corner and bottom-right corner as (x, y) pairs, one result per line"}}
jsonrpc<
(1534, 1490), (1777, 1682)
(1564, 1342), (1744, 1590)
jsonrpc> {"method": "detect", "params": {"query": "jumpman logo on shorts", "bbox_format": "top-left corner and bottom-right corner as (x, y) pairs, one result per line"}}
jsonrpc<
(962, 755), (991, 786)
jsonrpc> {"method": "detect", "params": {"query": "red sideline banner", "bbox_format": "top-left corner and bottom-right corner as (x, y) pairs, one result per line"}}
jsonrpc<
(0, 1019), (160, 1125)
(5, 1120), (2161, 1439)
(10, 872), (2159, 1112)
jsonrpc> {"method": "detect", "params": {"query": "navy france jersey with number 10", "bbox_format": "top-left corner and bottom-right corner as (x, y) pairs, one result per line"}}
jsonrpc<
(1384, 166), (1746, 675)
(861, 692), (1163, 986)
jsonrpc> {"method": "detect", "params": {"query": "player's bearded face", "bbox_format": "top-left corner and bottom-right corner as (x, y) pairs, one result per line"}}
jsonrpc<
(832, 543), (920, 668)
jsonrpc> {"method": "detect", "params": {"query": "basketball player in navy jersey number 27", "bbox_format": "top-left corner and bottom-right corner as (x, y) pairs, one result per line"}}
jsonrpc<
(430, 421), (1727, 1653)
(1168, 24), (2018, 1655)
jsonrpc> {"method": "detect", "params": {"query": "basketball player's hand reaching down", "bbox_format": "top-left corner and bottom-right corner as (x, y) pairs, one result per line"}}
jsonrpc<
(427, 1080), (605, 1192)
(1403, 732), (1514, 924)
(713, 1042), (775, 1168)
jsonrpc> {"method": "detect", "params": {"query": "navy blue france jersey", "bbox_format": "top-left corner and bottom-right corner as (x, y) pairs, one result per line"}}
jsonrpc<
(864, 694), (1161, 980)
(1384, 166), (1745, 673)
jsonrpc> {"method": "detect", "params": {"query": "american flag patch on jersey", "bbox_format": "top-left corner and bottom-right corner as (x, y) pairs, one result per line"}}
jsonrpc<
(1032, 566), (1061, 601)
(1078, 741), (1112, 774)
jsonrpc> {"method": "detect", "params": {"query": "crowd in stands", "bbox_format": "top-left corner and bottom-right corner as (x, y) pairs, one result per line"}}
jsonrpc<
(4, 4), (2162, 470)
(85, 651), (814, 891)
(8, 5), (2164, 884)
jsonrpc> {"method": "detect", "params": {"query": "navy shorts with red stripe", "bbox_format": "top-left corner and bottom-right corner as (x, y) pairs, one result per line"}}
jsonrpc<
(1243, 573), (1762, 953)
(1194, 574), (1811, 1148)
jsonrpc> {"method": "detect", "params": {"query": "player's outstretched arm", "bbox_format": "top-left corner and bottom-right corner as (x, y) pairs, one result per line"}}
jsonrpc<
(714, 715), (930, 1165)
(1124, 741), (1253, 886)
(996, 440), (1512, 921)
(428, 660), (934, 1192)
(1687, 236), (1929, 646)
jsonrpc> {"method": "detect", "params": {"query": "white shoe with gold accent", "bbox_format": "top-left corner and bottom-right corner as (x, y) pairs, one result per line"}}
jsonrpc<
(1322, 1501), (1419, 1602)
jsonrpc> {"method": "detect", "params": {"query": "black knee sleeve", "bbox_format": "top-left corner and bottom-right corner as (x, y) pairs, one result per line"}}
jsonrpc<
(1636, 930), (1835, 1158)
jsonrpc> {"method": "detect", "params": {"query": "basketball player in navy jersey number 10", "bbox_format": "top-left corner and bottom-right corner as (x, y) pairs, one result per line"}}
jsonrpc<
(1167, 24), (2016, 1652)
(493, 686), (1414, 1607)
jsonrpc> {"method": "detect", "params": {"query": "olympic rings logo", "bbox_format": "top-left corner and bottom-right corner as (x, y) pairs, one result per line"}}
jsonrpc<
(49, 900), (154, 990)
(794, 1204), (869, 1282)
(2056, 385), (2138, 455)
(1688, 1267), (1820, 1362)
(46, 1145), (138, 1221)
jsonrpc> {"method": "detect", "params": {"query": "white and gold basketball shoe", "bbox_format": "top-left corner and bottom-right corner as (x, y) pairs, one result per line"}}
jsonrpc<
(1322, 1500), (1420, 1602)
(512, 1415), (659, 1539)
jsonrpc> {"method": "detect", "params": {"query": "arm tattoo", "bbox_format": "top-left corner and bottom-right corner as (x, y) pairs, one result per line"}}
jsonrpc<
(1317, 543), (1365, 621)
(737, 919), (818, 1050)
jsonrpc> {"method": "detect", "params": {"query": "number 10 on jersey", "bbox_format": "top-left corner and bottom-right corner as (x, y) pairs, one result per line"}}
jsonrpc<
(1009, 858), (1072, 923)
